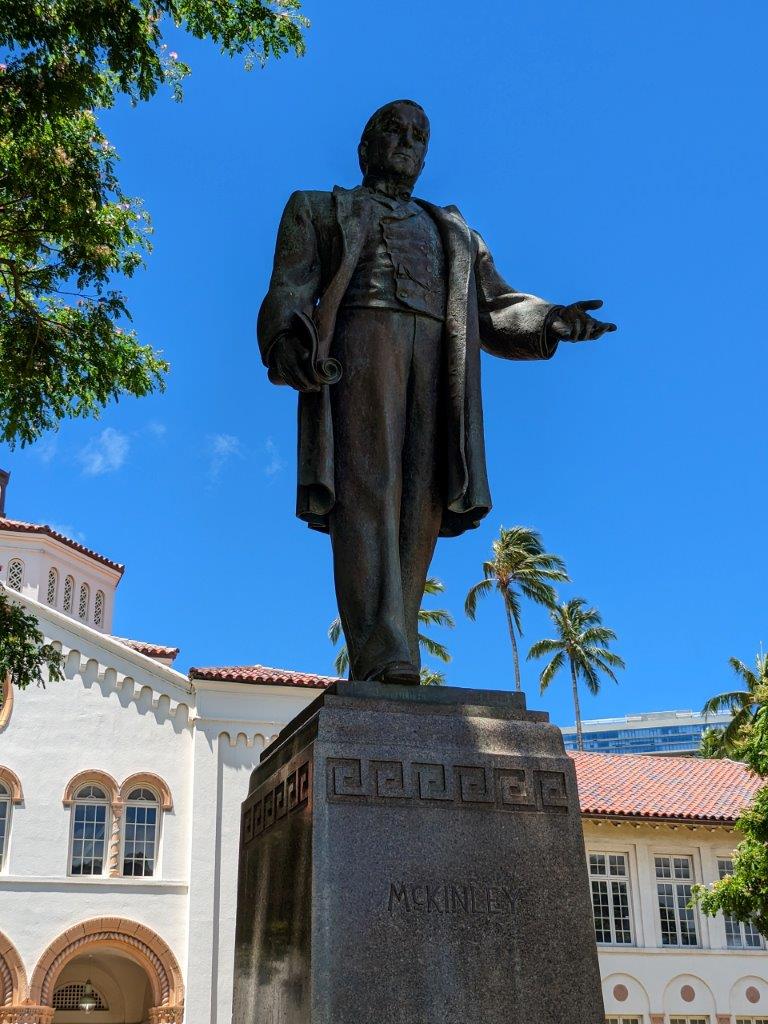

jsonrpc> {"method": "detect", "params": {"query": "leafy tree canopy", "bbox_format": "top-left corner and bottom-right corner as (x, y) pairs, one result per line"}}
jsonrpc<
(0, 588), (64, 689)
(0, 0), (307, 445)
(693, 652), (768, 936)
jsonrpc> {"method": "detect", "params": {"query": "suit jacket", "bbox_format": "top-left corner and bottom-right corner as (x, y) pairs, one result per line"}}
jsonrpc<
(257, 185), (560, 537)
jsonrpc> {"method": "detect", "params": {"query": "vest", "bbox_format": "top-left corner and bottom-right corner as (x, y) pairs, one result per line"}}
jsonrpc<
(342, 191), (446, 321)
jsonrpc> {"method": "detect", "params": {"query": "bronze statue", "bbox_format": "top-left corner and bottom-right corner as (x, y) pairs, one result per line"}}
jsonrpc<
(258, 100), (615, 686)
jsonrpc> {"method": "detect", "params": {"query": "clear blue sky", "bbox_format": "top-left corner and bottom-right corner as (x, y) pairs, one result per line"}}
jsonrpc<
(4, 0), (767, 726)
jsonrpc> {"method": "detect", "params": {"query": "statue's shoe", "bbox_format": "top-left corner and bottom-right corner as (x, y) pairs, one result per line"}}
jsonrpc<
(371, 661), (420, 686)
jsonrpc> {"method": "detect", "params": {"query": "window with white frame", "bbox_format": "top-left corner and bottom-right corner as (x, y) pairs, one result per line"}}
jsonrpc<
(0, 782), (10, 871)
(63, 575), (74, 613)
(122, 787), (159, 876)
(736, 1018), (768, 1024)
(670, 1019), (708, 1024)
(589, 852), (633, 944)
(6, 558), (23, 591)
(94, 589), (105, 627)
(718, 857), (763, 947)
(69, 784), (109, 875)
(606, 1018), (642, 1024)
(655, 854), (699, 946)
(78, 582), (89, 621)
(46, 567), (58, 605)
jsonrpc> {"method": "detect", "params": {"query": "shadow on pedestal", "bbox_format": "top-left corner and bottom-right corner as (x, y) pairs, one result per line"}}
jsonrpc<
(232, 681), (604, 1024)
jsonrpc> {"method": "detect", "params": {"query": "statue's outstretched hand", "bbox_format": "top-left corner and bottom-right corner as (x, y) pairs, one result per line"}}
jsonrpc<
(270, 332), (322, 393)
(549, 299), (617, 342)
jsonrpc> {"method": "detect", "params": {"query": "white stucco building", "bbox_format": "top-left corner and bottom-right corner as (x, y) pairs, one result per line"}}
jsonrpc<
(1, 490), (766, 1023)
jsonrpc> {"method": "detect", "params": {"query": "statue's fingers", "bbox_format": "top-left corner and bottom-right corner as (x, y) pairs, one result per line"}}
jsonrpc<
(550, 317), (574, 339)
(575, 315), (591, 341)
(592, 321), (617, 338)
(575, 298), (604, 312)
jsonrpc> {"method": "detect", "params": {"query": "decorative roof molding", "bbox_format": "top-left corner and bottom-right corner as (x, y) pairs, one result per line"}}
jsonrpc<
(112, 638), (180, 663)
(0, 766), (23, 804)
(0, 518), (124, 575)
(2, 586), (193, 700)
(120, 773), (173, 811)
(62, 770), (119, 807)
(189, 663), (339, 688)
(570, 750), (761, 823)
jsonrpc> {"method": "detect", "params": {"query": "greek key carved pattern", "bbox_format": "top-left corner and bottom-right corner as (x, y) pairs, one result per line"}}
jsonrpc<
(325, 758), (570, 813)
(242, 757), (311, 846)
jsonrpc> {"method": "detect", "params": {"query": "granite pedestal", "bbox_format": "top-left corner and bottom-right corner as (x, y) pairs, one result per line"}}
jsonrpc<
(232, 682), (604, 1024)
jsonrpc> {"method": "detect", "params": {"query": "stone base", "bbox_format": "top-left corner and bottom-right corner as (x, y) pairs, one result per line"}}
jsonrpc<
(232, 682), (604, 1024)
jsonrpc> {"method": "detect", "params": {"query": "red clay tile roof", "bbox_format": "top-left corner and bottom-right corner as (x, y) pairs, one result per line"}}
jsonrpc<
(188, 664), (340, 688)
(113, 637), (180, 663)
(0, 518), (124, 574)
(571, 750), (761, 823)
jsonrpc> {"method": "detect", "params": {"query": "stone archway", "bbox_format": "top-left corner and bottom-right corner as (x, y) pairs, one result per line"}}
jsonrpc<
(0, 930), (28, 1006)
(29, 918), (184, 1023)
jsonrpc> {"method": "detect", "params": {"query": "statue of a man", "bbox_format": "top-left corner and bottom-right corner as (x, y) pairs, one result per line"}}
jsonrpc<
(258, 99), (615, 686)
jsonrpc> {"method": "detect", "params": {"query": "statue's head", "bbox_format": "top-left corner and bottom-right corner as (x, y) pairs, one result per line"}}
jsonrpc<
(358, 100), (429, 191)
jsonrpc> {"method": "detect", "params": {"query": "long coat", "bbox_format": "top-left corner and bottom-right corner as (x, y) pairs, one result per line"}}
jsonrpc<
(258, 185), (560, 538)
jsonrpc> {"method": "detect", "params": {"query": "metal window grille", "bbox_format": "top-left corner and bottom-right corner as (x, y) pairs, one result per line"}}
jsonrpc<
(70, 787), (108, 875)
(7, 558), (23, 591)
(655, 855), (699, 946)
(94, 589), (104, 627)
(53, 983), (108, 1011)
(63, 575), (74, 612)
(589, 852), (633, 944)
(718, 857), (763, 947)
(47, 567), (58, 605)
(122, 793), (158, 877)
(0, 789), (9, 871)
(78, 582), (89, 621)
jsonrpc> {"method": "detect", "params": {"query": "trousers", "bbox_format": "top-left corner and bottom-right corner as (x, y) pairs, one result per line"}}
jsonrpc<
(329, 307), (445, 680)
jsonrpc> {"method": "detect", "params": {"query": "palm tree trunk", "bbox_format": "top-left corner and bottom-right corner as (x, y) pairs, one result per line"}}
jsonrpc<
(570, 658), (584, 751)
(503, 598), (522, 692)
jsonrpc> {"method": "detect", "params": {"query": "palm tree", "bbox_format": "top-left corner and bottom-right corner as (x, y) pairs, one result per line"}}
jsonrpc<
(328, 577), (455, 681)
(702, 650), (768, 751)
(527, 597), (625, 751)
(464, 525), (568, 691)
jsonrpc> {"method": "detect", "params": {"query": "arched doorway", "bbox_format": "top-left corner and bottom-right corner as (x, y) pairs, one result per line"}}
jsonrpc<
(29, 918), (183, 1024)
(0, 929), (28, 1006)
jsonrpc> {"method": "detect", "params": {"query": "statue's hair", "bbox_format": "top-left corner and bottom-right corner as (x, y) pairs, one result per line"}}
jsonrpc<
(358, 100), (429, 174)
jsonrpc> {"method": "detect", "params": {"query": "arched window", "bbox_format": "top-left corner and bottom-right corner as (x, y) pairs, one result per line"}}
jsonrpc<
(46, 567), (58, 606)
(122, 787), (159, 877)
(78, 582), (90, 622)
(94, 589), (105, 628)
(69, 784), (109, 875)
(6, 558), (23, 592)
(63, 575), (74, 613)
(0, 781), (10, 871)
(53, 982), (109, 1012)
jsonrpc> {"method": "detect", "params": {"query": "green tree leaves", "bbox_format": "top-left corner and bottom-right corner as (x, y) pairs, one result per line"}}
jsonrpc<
(0, 0), (307, 445)
(528, 597), (625, 751)
(693, 650), (768, 937)
(464, 525), (568, 692)
(0, 589), (64, 689)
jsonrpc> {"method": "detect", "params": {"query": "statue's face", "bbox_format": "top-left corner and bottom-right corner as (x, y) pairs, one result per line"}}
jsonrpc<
(363, 103), (429, 185)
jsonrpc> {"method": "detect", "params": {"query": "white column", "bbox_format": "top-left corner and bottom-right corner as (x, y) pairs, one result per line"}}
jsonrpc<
(184, 725), (223, 1024)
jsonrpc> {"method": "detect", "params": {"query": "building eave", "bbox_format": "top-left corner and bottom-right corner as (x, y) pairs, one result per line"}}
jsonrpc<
(2, 583), (193, 697)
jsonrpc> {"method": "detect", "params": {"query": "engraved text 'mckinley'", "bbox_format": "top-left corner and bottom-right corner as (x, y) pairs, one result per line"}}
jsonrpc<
(387, 882), (518, 915)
